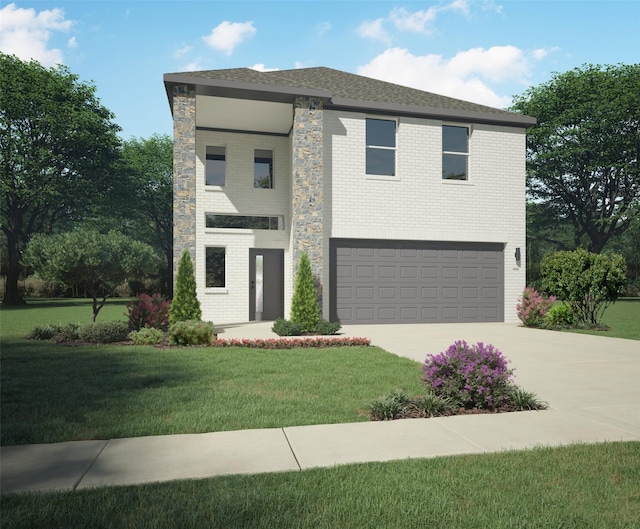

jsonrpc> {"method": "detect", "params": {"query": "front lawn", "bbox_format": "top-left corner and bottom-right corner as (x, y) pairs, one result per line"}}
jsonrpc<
(3, 442), (639, 529)
(1, 300), (423, 446)
(566, 298), (640, 340)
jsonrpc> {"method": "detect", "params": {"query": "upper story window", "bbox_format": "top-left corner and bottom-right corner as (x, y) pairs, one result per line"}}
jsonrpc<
(206, 146), (226, 186)
(366, 118), (396, 176)
(442, 125), (469, 180)
(254, 149), (273, 189)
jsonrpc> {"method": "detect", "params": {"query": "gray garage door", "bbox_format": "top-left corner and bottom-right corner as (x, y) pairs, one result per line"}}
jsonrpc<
(330, 239), (504, 324)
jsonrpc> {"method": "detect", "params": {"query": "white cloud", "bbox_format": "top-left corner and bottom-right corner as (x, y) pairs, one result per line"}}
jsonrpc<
(358, 1), (472, 42)
(182, 59), (205, 72)
(174, 44), (192, 58)
(67, 36), (78, 49)
(0, 2), (73, 66)
(531, 46), (560, 61)
(448, 45), (530, 83)
(357, 46), (535, 108)
(389, 7), (439, 35)
(202, 21), (256, 55)
(356, 18), (391, 44)
(317, 21), (331, 36)
(250, 63), (279, 72)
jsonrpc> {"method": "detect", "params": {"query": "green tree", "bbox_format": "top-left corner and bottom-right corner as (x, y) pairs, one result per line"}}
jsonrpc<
(169, 249), (201, 324)
(118, 134), (173, 296)
(290, 252), (319, 333)
(540, 248), (627, 327)
(23, 230), (158, 321)
(511, 64), (640, 254)
(0, 54), (121, 305)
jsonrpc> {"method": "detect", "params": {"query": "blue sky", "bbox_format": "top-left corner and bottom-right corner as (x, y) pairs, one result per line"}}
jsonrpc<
(2, 0), (638, 139)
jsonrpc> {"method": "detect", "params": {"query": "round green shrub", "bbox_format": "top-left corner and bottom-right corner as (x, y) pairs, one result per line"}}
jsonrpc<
(271, 318), (302, 336)
(129, 327), (165, 345)
(78, 321), (130, 344)
(316, 319), (341, 335)
(169, 320), (214, 346)
(545, 303), (575, 327)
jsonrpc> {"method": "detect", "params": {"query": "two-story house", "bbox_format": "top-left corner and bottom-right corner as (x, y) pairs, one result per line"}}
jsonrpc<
(163, 67), (535, 325)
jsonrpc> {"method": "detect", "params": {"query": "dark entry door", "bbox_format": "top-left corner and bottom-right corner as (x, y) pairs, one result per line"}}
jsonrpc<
(249, 249), (284, 321)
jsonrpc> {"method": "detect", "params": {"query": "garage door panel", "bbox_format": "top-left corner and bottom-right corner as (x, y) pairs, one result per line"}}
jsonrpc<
(331, 239), (504, 324)
(442, 267), (459, 278)
(379, 266), (397, 278)
(462, 287), (479, 299)
(379, 287), (396, 299)
(421, 266), (438, 278)
(356, 286), (375, 299)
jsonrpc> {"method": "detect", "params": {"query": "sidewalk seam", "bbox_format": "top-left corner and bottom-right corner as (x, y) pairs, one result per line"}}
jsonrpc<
(73, 440), (110, 491)
(281, 428), (302, 472)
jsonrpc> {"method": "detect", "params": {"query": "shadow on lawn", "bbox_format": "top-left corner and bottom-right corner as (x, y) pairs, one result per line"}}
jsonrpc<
(0, 338), (195, 446)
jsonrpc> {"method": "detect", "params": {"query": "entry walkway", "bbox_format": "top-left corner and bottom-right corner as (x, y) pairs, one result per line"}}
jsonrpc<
(2, 322), (639, 494)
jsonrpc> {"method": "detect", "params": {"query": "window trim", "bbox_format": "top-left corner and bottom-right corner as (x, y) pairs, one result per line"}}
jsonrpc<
(365, 117), (397, 177)
(442, 124), (470, 181)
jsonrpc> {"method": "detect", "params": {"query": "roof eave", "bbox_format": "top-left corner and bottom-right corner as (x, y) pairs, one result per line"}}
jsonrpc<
(329, 98), (536, 127)
(163, 73), (332, 110)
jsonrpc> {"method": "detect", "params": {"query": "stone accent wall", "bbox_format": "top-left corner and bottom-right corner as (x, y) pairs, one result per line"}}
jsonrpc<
(172, 85), (197, 278)
(291, 97), (324, 311)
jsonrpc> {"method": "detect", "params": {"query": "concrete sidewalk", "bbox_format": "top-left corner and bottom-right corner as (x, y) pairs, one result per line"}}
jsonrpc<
(2, 322), (639, 495)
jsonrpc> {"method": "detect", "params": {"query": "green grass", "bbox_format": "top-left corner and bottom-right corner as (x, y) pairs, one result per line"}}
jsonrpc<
(0, 297), (131, 337)
(3, 442), (639, 529)
(565, 298), (640, 340)
(1, 299), (423, 446)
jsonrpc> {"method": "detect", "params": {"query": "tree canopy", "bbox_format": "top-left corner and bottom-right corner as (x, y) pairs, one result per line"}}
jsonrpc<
(511, 63), (640, 254)
(23, 230), (158, 321)
(0, 54), (122, 305)
(118, 134), (173, 296)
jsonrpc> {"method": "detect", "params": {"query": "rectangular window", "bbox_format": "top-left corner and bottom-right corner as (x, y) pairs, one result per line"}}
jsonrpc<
(205, 214), (283, 230)
(366, 118), (396, 176)
(442, 125), (469, 180)
(254, 149), (273, 188)
(205, 247), (225, 287)
(206, 146), (225, 186)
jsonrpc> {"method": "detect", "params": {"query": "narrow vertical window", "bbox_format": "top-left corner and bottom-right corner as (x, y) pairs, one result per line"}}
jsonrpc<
(442, 126), (469, 180)
(254, 149), (273, 188)
(366, 118), (396, 176)
(205, 247), (225, 287)
(206, 146), (225, 186)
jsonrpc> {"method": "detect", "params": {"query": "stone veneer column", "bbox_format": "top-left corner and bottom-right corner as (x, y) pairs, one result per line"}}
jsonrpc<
(172, 85), (197, 280)
(291, 97), (324, 311)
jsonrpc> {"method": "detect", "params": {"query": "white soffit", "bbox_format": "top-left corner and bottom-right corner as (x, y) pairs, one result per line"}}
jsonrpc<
(196, 96), (292, 134)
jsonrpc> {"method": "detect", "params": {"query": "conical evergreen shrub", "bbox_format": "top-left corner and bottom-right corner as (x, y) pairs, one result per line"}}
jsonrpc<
(169, 249), (202, 324)
(290, 251), (319, 333)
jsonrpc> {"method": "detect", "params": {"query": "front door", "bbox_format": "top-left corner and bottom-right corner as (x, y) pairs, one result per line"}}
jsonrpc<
(249, 249), (284, 321)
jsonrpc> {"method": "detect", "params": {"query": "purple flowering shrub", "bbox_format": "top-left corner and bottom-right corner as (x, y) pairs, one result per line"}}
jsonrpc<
(422, 341), (514, 409)
(516, 287), (556, 327)
(126, 293), (170, 331)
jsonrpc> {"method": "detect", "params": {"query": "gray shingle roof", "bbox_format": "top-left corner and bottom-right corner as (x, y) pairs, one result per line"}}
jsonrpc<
(164, 66), (534, 125)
